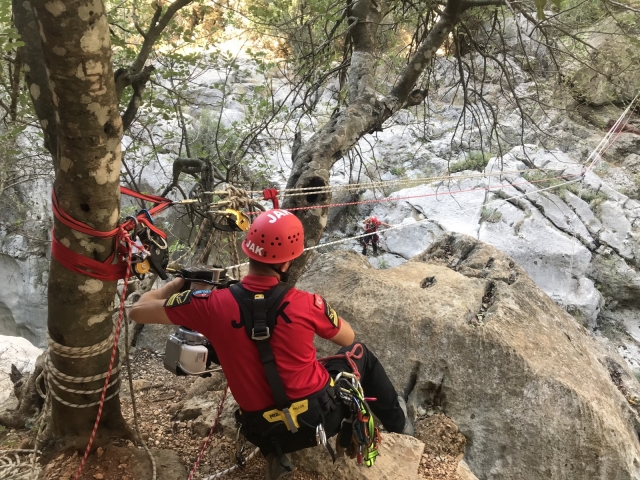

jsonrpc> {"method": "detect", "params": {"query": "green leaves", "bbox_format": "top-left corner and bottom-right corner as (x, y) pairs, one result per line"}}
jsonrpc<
(535, 0), (562, 20)
(0, 0), (23, 52)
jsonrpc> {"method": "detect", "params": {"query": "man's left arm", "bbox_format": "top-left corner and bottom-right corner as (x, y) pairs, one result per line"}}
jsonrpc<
(129, 277), (185, 325)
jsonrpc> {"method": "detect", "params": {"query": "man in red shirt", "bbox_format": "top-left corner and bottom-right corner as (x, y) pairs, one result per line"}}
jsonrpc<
(359, 215), (391, 256)
(129, 209), (411, 479)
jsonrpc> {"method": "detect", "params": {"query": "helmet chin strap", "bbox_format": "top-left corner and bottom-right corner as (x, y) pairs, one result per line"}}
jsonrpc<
(269, 264), (290, 282)
(269, 265), (284, 277)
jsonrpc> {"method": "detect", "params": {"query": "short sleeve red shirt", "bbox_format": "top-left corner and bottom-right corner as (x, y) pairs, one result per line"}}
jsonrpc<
(163, 275), (341, 412)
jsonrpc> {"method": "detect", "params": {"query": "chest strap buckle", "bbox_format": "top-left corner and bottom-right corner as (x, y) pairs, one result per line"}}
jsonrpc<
(251, 327), (270, 340)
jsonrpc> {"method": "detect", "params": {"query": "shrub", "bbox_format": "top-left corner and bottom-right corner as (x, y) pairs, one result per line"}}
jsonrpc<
(450, 151), (491, 173)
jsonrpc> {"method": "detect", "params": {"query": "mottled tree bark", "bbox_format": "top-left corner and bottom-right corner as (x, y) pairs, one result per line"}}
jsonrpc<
(28, 0), (127, 443)
(284, 0), (465, 283)
(12, 0), (59, 161)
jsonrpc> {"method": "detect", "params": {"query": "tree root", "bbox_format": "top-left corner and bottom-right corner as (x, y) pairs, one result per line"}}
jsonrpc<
(0, 355), (45, 429)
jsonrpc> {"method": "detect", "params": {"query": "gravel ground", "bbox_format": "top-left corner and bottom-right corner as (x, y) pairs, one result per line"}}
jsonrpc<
(0, 347), (463, 480)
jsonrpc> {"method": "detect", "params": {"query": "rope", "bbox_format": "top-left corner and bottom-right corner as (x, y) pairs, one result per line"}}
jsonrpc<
(220, 171), (584, 271)
(187, 386), (229, 480)
(72, 245), (134, 480)
(584, 91), (640, 172)
(200, 448), (260, 480)
(212, 185), (264, 211)
(319, 343), (365, 379)
(124, 311), (157, 480)
(0, 450), (42, 480)
(233, 167), (561, 197)
(47, 327), (115, 358)
(247, 172), (576, 215)
(231, 232), (240, 279)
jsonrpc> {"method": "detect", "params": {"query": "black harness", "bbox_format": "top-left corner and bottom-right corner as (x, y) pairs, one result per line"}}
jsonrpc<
(229, 282), (340, 459)
(229, 282), (297, 429)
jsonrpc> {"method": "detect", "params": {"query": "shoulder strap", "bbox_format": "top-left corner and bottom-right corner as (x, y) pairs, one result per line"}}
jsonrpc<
(230, 282), (292, 413)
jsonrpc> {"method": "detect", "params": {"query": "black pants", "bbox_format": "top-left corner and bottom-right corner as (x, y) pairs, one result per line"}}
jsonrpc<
(359, 233), (379, 253)
(322, 342), (406, 434)
(243, 342), (406, 456)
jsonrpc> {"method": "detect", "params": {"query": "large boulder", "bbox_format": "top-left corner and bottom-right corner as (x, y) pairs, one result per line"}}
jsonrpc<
(298, 233), (640, 480)
(563, 17), (640, 106)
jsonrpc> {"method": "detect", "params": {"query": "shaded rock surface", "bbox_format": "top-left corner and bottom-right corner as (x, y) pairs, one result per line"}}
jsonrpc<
(298, 233), (640, 480)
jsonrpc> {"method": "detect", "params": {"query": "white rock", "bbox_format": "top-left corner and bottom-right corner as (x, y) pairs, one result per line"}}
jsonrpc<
(0, 335), (42, 408)
(598, 201), (634, 260)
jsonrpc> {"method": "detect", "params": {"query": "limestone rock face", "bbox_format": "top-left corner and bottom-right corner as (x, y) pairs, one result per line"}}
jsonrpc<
(0, 177), (51, 347)
(298, 234), (640, 480)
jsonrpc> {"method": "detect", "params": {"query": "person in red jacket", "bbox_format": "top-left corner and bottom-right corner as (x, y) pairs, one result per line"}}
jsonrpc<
(359, 215), (391, 256)
(129, 209), (412, 480)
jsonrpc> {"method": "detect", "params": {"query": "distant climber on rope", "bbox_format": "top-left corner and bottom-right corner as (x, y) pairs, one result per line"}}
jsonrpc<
(359, 215), (391, 256)
(129, 209), (413, 480)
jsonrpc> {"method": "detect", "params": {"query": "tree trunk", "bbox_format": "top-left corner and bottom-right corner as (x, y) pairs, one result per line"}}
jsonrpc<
(29, 0), (128, 444)
(283, 0), (464, 283)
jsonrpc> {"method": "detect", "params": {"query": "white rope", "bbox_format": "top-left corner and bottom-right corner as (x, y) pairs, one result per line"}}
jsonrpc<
(200, 447), (260, 480)
(221, 89), (640, 271)
(584, 91), (640, 172)
(40, 328), (122, 409)
(46, 327), (115, 358)
(275, 168), (560, 197)
(0, 450), (42, 480)
(212, 167), (562, 199)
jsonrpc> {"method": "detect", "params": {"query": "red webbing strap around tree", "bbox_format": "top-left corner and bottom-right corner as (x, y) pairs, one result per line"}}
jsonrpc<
(50, 227), (128, 281)
(50, 187), (172, 280)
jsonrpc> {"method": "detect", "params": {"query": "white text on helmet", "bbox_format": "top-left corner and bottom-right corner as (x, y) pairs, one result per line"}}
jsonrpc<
(267, 210), (292, 223)
(245, 240), (264, 255)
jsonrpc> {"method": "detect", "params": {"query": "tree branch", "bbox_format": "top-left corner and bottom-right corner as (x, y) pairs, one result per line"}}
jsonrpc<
(121, 65), (155, 130)
(283, 0), (466, 283)
(606, 0), (640, 13)
(388, 0), (464, 109)
(115, 0), (195, 99)
(12, 0), (59, 163)
(462, 0), (506, 7)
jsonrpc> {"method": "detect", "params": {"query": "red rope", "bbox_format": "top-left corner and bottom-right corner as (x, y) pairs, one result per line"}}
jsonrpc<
(187, 385), (229, 480)
(319, 343), (365, 380)
(73, 240), (134, 480)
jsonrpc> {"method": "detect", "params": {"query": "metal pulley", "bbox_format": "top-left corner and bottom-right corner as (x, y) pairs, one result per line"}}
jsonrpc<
(210, 208), (250, 232)
(128, 212), (169, 280)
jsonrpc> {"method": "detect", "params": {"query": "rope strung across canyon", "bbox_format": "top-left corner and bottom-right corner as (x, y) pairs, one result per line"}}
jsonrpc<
(201, 167), (563, 201)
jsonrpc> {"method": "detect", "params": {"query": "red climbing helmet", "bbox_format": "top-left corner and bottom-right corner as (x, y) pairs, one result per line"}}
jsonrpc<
(370, 216), (379, 223)
(242, 209), (305, 263)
